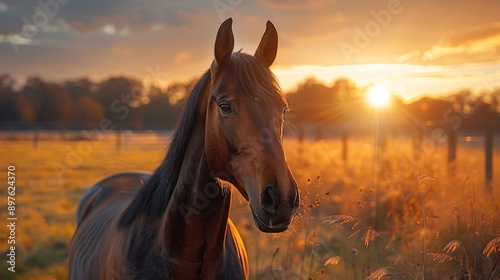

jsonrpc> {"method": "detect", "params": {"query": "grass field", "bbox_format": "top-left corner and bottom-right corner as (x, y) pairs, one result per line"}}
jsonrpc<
(1, 131), (499, 279)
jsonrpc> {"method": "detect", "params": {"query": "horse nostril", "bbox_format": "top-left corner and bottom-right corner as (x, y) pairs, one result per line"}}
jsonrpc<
(261, 185), (280, 215)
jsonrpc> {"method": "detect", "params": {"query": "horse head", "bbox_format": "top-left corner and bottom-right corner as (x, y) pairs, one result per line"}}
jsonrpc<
(204, 18), (300, 233)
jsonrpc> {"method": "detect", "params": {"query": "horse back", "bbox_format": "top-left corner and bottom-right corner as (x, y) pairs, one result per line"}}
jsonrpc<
(75, 172), (151, 225)
(70, 172), (151, 279)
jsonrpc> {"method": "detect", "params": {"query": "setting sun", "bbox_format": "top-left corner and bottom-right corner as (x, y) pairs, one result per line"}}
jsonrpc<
(367, 85), (391, 108)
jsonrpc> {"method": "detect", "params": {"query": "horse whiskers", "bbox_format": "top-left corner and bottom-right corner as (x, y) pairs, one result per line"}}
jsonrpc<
(264, 194), (308, 240)
(296, 194), (310, 218)
(268, 217), (301, 241)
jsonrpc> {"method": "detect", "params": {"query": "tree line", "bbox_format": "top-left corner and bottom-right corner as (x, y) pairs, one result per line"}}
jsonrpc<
(288, 78), (500, 132)
(1, 73), (499, 131)
(0, 74), (196, 130)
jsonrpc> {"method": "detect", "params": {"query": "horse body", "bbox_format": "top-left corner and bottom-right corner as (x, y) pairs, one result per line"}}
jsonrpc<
(70, 172), (247, 279)
(69, 18), (298, 279)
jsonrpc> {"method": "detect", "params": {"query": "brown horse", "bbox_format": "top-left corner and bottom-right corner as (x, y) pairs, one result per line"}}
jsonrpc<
(69, 18), (300, 279)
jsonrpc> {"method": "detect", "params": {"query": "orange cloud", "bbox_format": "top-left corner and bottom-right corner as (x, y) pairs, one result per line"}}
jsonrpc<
(174, 51), (192, 64)
(422, 22), (500, 61)
(257, 0), (328, 10)
(111, 44), (132, 56)
(69, 15), (128, 34)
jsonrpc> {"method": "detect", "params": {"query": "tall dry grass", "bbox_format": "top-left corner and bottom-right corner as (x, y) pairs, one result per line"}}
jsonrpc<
(0, 134), (499, 279)
(233, 137), (500, 279)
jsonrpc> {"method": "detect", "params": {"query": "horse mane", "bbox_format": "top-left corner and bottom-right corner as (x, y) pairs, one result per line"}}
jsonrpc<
(119, 53), (287, 228)
(119, 70), (211, 227)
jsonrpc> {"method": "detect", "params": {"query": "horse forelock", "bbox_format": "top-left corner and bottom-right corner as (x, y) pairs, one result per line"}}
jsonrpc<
(221, 52), (289, 108)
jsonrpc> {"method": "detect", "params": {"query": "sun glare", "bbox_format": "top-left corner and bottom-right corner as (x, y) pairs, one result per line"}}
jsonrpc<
(367, 85), (391, 108)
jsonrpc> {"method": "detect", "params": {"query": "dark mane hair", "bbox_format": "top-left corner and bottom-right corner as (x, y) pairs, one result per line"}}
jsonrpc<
(119, 70), (211, 227)
(224, 52), (289, 107)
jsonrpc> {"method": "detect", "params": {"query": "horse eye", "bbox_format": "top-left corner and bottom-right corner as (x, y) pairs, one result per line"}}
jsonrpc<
(219, 102), (234, 115)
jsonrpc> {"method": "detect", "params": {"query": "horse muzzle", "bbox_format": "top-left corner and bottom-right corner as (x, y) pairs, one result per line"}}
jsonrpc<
(250, 180), (299, 233)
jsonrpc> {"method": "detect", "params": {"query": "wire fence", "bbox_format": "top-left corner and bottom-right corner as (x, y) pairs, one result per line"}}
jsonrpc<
(1, 126), (499, 184)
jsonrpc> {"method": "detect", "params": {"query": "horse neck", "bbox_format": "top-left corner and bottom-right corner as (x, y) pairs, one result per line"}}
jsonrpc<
(159, 103), (232, 277)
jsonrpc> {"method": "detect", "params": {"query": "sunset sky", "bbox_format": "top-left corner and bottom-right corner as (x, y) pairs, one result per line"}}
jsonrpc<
(1, 0), (499, 100)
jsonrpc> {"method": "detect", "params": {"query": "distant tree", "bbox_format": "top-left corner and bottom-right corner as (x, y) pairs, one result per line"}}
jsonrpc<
(0, 95), (20, 122)
(142, 94), (183, 129)
(331, 78), (357, 101)
(141, 79), (197, 129)
(0, 74), (16, 92)
(493, 89), (500, 113)
(164, 81), (191, 105)
(23, 77), (74, 127)
(64, 78), (97, 100)
(95, 76), (144, 127)
(0, 74), (18, 122)
(16, 95), (36, 123)
(405, 97), (454, 122)
(0, 74), (37, 126)
(74, 95), (105, 128)
(288, 77), (362, 124)
(447, 90), (479, 116)
(458, 90), (500, 131)
(402, 89), (500, 131)
(1, 73), (496, 132)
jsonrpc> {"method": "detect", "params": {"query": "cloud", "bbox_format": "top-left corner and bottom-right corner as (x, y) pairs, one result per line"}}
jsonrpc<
(394, 50), (421, 63)
(0, 0), (204, 36)
(0, 2), (7, 12)
(0, 33), (35, 46)
(422, 22), (500, 61)
(1, 0), (499, 95)
(111, 44), (132, 56)
(257, 0), (329, 10)
(63, 2), (182, 34)
(174, 51), (192, 64)
(0, 3), (34, 34)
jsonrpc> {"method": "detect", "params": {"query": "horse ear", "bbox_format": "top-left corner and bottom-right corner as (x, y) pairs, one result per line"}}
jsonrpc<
(214, 18), (234, 68)
(255, 20), (278, 67)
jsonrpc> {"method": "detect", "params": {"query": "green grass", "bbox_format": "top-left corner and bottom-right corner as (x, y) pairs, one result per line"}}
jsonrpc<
(0, 133), (499, 279)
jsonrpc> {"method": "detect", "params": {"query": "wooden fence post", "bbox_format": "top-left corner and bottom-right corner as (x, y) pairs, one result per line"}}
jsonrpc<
(485, 132), (493, 187)
(447, 128), (457, 163)
(315, 124), (322, 141)
(124, 130), (132, 151)
(33, 128), (39, 149)
(60, 128), (65, 141)
(116, 130), (122, 151)
(342, 131), (348, 161)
